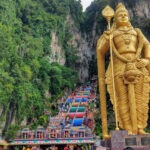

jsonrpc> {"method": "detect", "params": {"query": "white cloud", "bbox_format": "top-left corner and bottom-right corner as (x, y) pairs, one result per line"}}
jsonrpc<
(81, 0), (94, 11)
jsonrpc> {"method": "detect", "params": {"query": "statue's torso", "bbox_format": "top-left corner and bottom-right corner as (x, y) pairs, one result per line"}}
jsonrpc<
(106, 28), (140, 76)
(113, 28), (138, 59)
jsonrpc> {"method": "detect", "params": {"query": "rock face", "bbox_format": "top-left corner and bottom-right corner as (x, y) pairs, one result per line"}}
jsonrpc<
(49, 32), (66, 65)
(49, 15), (94, 83)
(131, 0), (150, 18)
(66, 15), (93, 83)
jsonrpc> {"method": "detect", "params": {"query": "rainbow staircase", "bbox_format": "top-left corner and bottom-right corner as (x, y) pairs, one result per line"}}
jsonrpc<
(11, 83), (96, 145)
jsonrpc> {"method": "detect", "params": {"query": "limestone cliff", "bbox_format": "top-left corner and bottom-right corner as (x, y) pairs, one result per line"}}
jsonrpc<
(65, 15), (93, 83)
(50, 15), (94, 83)
(49, 32), (66, 65)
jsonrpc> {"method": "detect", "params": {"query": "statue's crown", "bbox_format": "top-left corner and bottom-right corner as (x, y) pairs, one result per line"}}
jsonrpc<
(115, 3), (128, 15)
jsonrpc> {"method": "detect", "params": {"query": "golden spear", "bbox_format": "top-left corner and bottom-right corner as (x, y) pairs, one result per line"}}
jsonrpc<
(101, 5), (119, 131)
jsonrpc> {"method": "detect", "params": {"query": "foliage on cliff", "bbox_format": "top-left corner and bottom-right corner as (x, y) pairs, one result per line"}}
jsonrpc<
(0, 0), (83, 135)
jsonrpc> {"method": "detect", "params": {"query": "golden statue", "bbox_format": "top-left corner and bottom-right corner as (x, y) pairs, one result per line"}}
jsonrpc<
(97, 3), (150, 138)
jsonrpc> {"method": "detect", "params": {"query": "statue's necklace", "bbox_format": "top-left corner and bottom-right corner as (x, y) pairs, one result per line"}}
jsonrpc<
(118, 27), (132, 45)
(118, 26), (132, 32)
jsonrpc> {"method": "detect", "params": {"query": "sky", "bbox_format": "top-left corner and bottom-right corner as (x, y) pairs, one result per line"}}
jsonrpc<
(80, 0), (94, 11)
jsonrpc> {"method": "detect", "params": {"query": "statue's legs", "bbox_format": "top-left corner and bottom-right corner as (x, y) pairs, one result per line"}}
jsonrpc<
(115, 76), (132, 133)
(135, 76), (149, 134)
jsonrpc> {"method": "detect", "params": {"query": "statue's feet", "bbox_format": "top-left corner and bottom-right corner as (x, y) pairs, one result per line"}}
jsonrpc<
(103, 134), (110, 139)
(128, 130), (133, 135)
(138, 129), (148, 135)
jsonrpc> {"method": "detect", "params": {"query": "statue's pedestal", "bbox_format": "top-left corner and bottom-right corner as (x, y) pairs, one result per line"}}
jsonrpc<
(102, 130), (150, 150)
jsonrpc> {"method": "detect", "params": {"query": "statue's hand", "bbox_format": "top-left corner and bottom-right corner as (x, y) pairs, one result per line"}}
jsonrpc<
(103, 29), (113, 40)
(104, 30), (112, 35)
(136, 59), (150, 68)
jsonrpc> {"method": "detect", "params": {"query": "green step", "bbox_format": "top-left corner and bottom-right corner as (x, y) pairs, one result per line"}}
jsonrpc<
(70, 107), (77, 112)
(77, 107), (85, 112)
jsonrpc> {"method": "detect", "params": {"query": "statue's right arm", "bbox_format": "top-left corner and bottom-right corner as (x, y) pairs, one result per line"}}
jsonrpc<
(96, 33), (109, 104)
(96, 33), (109, 80)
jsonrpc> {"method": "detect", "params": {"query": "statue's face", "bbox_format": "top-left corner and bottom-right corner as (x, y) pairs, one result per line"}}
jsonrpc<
(115, 11), (129, 26)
